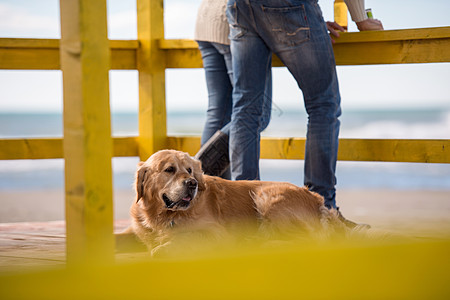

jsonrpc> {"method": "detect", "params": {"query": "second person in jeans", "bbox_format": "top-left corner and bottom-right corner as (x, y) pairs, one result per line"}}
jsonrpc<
(194, 0), (272, 179)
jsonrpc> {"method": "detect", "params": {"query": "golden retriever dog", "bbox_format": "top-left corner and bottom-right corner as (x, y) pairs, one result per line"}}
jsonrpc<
(126, 149), (354, 256)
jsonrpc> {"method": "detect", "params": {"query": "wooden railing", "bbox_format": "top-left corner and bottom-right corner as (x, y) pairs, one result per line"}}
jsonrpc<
(0, 0), (449, 264)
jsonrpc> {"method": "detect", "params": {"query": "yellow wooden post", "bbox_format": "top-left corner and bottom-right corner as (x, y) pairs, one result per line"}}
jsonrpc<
(334, 0), (348, 30)
(59, 0), (114, 265)
(137, 0), (167, 160)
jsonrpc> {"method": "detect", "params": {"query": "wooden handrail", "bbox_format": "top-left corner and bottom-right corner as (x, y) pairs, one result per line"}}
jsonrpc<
(1, 26), (450, 70)
(1, 137), (448, 164)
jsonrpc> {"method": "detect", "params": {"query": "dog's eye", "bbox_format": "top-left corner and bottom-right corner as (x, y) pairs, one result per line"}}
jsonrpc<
(164, 166), (175, 173)
(187, 168), (192, 174)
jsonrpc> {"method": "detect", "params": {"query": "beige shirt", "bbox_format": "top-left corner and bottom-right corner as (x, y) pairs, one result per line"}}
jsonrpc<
(344, 0), (369, 22)
(194, 0), (230, 45)
(194, 0), (368, 44)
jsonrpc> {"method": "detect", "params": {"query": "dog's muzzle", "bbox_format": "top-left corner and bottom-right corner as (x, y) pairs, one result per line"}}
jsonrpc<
(162, 178), (198, 210)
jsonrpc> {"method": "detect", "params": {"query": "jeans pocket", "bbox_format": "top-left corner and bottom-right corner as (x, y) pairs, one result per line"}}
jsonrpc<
(262, 4), (310, 46)
(227, 2), (247, 40)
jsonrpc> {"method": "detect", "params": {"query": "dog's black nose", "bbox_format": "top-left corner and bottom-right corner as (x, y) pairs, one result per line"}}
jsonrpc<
(184, 178), (198, 189)
(185, 178), (197, 187)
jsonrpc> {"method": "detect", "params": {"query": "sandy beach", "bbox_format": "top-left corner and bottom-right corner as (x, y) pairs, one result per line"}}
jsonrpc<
(1, 188), (449, 238)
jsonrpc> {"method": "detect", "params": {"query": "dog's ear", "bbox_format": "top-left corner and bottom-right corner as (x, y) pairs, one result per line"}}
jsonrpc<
(135, 163), (147, 203)
(192, 159), (206, 191)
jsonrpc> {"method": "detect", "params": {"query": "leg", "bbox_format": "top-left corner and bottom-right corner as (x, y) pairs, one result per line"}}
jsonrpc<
(227, 0), (272, 180)
(196, 41), (233, 178)
(220, 62), (272, 137)
(197, 41), (233, 145)
(249, 0), (341, 207)
(196, 1), (273, 179)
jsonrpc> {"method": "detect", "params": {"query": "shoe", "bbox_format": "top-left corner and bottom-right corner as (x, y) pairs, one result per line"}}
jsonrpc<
(195, 130), (230, 177)
(336, 208), (371, 230)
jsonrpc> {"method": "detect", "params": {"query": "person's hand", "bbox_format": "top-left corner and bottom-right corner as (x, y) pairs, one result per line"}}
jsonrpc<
(356, 19), (384, 31)
(326, 21), (346, 43)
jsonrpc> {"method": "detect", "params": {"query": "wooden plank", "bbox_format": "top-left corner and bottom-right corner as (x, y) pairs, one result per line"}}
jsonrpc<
(0, 38), (59, 48)
(110, 48), (137, 69)
(338, 138), (450, 163)
(59, 0), (114, 265)
(332, 27), (450, 65)
(110, 40), (138, 70)
(164, 48), (204, 68)
(333, 37), (450, 65)
(162, 27), (450, 67)
(167, 136), (450, 164)
(260, 137), (306, 160)
(260, 138), (450, 163)
(0, 220), (138, 270)
(334, 26), (450, 43)
(1, 137), (449, 163)
(0, 138), (63, 159)
(2, 27), (449, 70)
(113, 137), (139, 157)
(158, 39), (198, 49)
(159, 39), (202, 68)
(0, 47), (60, 70)
(0, 221), (66, 270)
(136, 0), (168, 160)
(0, 39), (137, 70)
(334, 0), (348, 30)
(0, 137), (139, 159)
(0, 38), (137, 49)
(166, 136), (202, 157)
(0, 47), (137, 70)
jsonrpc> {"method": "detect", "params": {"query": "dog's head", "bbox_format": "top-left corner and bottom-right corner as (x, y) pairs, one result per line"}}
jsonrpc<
(135, 150), (206, 211)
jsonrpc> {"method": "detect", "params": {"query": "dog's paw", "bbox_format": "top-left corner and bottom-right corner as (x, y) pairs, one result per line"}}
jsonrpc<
(354, 224), (371, 231)
(150, 243), (173, 258)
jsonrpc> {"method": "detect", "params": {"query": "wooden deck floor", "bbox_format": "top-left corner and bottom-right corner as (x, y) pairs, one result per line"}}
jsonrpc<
(1, 223), (449, 272)
(1, 189), (450, 271)
(0, 220), (150, 271)
(1, 220), (449, 300)
(0, 221), (66, 270)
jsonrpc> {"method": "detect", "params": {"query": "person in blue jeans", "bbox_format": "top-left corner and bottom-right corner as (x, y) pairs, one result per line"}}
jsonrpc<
(225, 0), (364, 226)
(194, 0), (272, 179)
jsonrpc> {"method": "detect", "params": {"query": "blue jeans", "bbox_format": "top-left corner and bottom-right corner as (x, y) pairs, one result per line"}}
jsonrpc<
(197, 41), (234, 146)
(227, 0), (341, 208)
(197, 40), (273, 180)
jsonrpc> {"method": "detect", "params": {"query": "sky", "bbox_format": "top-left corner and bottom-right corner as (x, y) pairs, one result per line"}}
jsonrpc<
(0, 0), (449, 113)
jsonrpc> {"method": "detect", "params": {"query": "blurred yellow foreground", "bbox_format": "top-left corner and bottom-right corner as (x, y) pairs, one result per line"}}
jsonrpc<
(1, 236), (449, 300)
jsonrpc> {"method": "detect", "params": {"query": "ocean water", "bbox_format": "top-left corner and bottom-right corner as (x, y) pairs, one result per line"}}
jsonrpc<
(0, 108), (449, 192)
